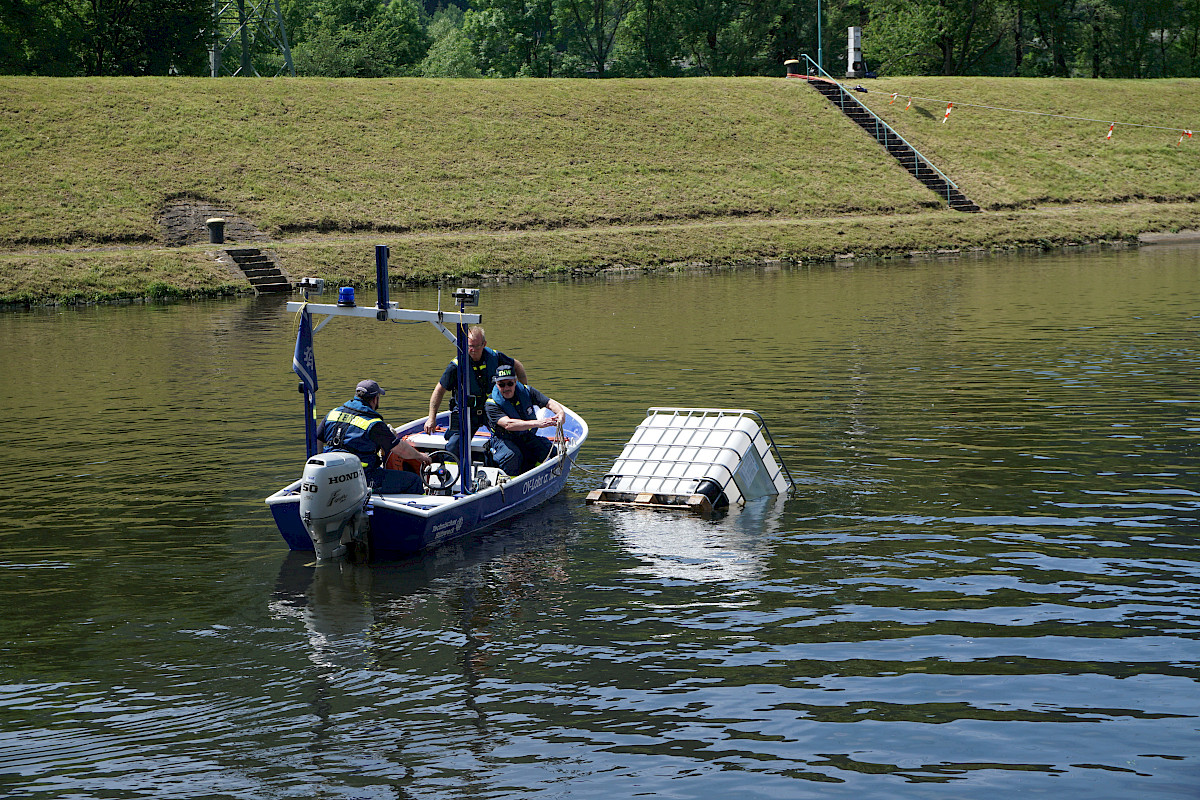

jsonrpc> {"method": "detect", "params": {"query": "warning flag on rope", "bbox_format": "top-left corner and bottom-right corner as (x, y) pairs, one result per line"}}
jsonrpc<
(1106, 122), (1114, 140)
(905, 96), (912, 111)
(942, 102), (953, 124)
(1179, 130), (1193, 145)
(889, 92), (898, 105)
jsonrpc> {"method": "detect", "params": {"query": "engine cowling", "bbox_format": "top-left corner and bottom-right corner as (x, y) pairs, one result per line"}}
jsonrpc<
(299, 452), (369, 560)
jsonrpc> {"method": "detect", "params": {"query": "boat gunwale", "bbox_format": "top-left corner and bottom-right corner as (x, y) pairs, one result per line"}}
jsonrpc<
(265, 405), (588, 518)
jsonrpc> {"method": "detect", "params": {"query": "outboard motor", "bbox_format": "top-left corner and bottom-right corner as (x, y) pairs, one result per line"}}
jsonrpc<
(299, 452), (370, 561)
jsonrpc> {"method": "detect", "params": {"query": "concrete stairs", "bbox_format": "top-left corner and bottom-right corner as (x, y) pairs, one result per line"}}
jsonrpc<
(226, 248), (291, 293)
(808, 79), (980, 213)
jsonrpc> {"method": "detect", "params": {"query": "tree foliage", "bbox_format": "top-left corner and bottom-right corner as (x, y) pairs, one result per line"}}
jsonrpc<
(463, 0), (557, 76)
(419, 6), (483, 76)
(1, 0), (208, 75)
(4, 0), (1200, 77)
(288, 0), (428, 76)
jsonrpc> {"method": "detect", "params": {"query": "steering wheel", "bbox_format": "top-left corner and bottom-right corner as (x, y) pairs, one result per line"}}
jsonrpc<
(421, 450), (459, 492)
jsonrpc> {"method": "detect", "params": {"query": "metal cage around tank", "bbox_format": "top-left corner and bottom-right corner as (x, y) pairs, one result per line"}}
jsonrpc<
(588, 408), (795, 513)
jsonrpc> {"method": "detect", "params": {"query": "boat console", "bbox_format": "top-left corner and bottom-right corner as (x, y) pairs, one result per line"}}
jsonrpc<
(404, 429), (492, 457)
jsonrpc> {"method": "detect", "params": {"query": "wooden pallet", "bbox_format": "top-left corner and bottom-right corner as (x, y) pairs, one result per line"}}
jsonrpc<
(585, 488), (713, 514)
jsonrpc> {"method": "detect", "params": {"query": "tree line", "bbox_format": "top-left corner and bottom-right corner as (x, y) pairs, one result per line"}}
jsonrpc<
(3, 0), (1199, 78)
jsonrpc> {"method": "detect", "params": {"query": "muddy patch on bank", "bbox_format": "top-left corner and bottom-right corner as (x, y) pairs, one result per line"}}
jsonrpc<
(157, 198), (271, 247)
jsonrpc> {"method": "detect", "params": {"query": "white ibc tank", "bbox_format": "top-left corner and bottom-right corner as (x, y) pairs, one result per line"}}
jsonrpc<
(299, 452), (369, 560)
(605, 408), (790, 506)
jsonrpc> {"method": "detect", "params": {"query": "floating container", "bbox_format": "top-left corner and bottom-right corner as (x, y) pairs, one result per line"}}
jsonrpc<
(587, 408), (794, 513)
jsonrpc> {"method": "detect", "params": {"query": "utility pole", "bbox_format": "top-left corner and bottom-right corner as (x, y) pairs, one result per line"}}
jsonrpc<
(210, 0), (295, 77)
(817, 0), (823, 71)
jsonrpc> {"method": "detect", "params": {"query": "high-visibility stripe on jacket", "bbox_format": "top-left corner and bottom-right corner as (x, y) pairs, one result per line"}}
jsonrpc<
(320, 397), (388, 469)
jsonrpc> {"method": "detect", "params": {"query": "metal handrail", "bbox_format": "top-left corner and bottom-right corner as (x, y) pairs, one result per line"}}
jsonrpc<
(796, 54), (959, 205)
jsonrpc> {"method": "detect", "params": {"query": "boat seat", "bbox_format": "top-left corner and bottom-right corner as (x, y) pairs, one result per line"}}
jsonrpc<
(405, 429), (492, 455)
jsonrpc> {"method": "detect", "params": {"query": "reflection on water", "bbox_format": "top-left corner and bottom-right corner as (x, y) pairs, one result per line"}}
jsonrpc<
(270, 496), (578, 667)
(602, 496), (787, 583)
(2, 245), (1200, 798)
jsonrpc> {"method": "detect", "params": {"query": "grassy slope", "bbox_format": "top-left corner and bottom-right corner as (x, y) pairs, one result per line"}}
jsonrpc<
(855, 77), (1200, 208)
(2, 76), (1199, 303)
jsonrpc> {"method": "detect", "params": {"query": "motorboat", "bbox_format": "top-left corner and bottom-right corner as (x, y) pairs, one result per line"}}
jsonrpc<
(265, 246), (588, 561)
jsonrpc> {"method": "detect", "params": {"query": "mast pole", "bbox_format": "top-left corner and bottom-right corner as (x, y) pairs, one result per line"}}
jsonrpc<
(454, 304), (473, 494)
(301, 309), (317, 459)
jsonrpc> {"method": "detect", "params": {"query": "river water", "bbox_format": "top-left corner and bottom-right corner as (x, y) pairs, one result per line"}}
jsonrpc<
(1, 244), (1198, 799)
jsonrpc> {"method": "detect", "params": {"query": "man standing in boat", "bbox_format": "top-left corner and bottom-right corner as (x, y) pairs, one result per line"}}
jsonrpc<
(423, 326), (526, 460)
(484, 364), (565, 475)
(319, 379), (431, 494)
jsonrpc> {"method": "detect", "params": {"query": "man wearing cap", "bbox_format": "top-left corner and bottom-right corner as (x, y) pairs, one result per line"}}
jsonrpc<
(318, 379), (431, 494)
(424, 325), (526, 460)
(484, 364), (565, 476)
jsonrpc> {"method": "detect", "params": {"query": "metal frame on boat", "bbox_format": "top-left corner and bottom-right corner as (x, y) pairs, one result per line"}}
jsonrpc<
(265, 246), (588, 560)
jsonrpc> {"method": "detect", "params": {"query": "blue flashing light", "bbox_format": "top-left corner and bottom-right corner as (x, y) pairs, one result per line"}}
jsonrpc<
(337, 287), (356, 307)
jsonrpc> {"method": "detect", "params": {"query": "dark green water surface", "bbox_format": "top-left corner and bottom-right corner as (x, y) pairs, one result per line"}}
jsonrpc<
(1, 244), (1198, 799)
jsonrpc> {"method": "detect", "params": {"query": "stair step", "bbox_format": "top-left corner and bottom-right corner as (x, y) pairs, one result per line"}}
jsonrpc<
(808, 80), (981, 213)
(221, 247), (290, 292)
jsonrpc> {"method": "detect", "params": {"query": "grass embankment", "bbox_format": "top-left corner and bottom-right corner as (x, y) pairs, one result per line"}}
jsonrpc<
(2, 76), (1199, 304)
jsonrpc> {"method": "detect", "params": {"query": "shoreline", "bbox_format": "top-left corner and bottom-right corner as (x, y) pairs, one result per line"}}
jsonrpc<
(1137, 229), (1200, 244)
(2, 225), (1188, 312)
(4, 200), (1200, 309)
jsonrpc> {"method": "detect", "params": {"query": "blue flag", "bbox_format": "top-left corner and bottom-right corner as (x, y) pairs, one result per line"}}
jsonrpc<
(293, 307), (318, 394)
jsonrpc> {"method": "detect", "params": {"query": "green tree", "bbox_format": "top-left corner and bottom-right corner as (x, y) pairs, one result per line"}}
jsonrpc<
(289, 0), (428, 76)
(672, 0), (780, 75)
(3, 0), (210, 75)
(418, 5), (482, 75)
(555, 0), (635, 75)
(462, 0), (557, 76)
(865, 0), (1006, 75)
(0, 0), (81, 74)
(1026, 0), (1083, 76)
(862, 0), (942, 73)
(607, 0), (680, 75)
(1177, 0), (1200, 75)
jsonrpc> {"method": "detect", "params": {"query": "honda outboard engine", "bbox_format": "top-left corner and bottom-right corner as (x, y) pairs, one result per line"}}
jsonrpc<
(299, 452), (370, 561)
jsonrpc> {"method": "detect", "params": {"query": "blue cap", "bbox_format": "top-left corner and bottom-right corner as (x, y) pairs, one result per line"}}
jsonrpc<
(356, 379), (385, 397)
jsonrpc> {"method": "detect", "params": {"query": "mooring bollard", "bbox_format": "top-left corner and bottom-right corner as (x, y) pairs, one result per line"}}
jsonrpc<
(784, 59), (801, 78)
(205, 217), (226, 244)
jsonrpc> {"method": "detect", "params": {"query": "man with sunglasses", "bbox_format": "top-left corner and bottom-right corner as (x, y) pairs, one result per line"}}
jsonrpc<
(423, 325), (526, 461)
(484, 364), (565, 476)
